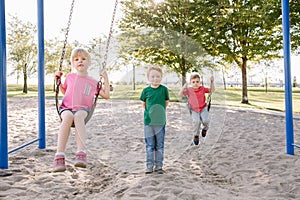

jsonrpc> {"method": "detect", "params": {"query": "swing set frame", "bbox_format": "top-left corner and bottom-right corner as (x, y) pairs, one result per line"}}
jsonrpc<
(0, 0), (118, 169)
(0, 0), (297, 171)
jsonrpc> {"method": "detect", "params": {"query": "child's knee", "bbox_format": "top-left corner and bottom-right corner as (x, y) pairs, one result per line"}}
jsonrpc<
(193, 119), (201, 126)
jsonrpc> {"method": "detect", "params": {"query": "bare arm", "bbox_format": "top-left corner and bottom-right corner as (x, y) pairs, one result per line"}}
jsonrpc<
(99, 69), (110, 99)
(54, 71), (66, 94)
(178, 83), (188, 97)
(142, 101), (146, 109)
(210, 76), (215, 93)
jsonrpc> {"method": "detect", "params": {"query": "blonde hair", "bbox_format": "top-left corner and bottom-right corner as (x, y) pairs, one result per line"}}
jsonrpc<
(70, 48), (91, 66)
(147, 66), (163, 78)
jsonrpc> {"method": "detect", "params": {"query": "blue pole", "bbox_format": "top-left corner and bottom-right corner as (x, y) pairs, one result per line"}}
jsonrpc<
(281, 0), (294, 155)
(37, 0), (46, 149)
(0, 0), (8, 169)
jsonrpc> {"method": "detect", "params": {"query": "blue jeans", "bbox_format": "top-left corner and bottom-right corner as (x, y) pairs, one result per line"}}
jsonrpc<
(144, 125), (165, 168)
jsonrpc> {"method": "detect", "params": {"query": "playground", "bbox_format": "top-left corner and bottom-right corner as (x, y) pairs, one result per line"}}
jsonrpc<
(1, 0), (300, 199)
(0, 97), (299, 199)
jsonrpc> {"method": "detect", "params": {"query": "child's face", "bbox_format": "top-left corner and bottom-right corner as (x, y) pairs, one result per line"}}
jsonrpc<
(148, 69), (162, 87)
(73, 54), (89, 73)
(190, 77), (201, 89)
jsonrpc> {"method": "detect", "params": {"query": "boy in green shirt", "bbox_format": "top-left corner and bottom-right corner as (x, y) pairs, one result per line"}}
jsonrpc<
(140, 66), (169, 174)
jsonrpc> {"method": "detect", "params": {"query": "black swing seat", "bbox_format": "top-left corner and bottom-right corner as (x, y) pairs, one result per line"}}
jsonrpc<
(55, 80), (102, 128)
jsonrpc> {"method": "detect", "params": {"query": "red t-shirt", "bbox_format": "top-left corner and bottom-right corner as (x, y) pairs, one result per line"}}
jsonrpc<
(183, 86), (210, 112)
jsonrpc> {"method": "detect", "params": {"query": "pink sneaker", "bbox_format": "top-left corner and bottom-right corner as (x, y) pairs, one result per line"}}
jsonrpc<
(53, 155), (66, 172)
(74, 151), (87, 168)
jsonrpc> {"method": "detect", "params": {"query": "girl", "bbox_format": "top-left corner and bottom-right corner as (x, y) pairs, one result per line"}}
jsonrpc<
(53, 48), (110, 172)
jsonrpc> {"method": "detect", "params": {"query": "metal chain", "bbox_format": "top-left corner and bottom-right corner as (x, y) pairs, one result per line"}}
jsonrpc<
(59, 0), (75, 71)
(101, 0), (118, 71)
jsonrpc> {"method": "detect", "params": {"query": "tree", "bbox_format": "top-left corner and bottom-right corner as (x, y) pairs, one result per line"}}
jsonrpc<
(192, 0), (283, 103)
(290, 0), (300, 53)
(119, 0), (284, 104)
(6, 15), (37, 93)
(118, 0), (214, 85)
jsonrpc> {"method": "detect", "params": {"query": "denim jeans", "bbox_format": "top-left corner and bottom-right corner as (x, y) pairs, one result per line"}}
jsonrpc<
(144, 125), (166, 168)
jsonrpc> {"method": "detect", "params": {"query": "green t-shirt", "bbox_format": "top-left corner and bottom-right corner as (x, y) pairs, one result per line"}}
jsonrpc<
(140, 84), (170, 125)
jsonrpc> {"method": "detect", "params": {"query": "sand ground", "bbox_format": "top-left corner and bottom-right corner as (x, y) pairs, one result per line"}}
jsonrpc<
(0, 97), (300, 200)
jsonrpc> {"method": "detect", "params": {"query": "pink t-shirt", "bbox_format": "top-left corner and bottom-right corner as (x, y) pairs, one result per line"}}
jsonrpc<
(183, 86), (210, 112)
(60, 73), (99, 111)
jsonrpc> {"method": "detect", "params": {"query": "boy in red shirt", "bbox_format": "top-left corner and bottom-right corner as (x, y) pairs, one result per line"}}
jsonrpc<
(178, 73), (215, 145)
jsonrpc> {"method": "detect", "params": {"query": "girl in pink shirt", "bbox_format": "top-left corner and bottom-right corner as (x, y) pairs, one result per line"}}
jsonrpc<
(53, 48), (110, 172)
(178, 73), (215, 145)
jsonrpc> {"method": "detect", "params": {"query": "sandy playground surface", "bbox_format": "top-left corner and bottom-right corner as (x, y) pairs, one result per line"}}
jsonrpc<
(0, 97), (300, 200)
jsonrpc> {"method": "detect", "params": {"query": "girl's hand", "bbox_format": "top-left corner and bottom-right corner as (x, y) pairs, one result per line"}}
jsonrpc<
(54, 71), (63, 82)
(100, 69), (108, 80)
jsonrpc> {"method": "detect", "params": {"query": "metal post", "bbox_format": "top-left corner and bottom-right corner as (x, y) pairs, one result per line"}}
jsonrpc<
(37, 0), (46, 149)
(281, 0), (294, 155)
(0, 0), (8, 169)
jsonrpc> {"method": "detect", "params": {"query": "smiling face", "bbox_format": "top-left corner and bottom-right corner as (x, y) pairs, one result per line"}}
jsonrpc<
(148, 68), (162, 88)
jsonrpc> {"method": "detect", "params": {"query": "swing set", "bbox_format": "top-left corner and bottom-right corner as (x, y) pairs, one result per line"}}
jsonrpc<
(0, 0), (298, 170)
(55, 0), (118, 127)
(0, 0), (118, 169)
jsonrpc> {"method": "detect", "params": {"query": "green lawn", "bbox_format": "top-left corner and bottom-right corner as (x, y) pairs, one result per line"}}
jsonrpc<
(6, 84), (300, 113)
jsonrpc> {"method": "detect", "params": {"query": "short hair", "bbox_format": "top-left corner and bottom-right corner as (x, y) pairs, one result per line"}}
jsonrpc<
(147, 66), (163, 78)
(190, 73), (200, 81)
(70, 48), (91, 66)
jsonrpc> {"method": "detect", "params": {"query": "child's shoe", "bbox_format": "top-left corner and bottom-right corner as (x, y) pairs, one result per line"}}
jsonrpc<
(53, 154), (66, 172)
(202, 129), (207, 137)
(154, 166), (164, 174)
(193, 135), (199, 145)
(74, 151), (87, 168)
(145, 166), (153, 174)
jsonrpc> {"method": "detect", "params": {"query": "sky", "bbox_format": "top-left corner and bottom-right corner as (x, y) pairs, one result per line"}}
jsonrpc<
(4, 0), (300, 85)
(6, 0), (119, 44)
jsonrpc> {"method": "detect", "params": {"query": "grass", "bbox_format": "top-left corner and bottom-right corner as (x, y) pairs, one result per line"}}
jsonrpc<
(6, 84), (300, 113)
(222, 87), (300, 113)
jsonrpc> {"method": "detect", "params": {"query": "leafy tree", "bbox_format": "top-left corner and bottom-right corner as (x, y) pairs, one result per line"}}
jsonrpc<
(119, 0), (284, 104)
(190, 0), (283, 103)
(118, 0), (214, 85)
(290, 0), (300, 53)
(6, 15), (37, 93)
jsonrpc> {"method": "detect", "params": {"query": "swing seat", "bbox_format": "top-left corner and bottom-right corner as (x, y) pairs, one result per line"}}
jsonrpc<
(55, 81), (102, 128)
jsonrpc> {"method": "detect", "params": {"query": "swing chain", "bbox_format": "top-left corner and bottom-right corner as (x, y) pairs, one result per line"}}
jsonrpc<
(102, 0), (118, 71)
(59, 0), (75, 72)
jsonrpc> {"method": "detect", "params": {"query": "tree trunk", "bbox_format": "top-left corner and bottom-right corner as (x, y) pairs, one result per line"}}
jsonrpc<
(181, 70), (187, 86)
(23, 63), (28, 94)
(265, 77), (268, 93)
(181, 57), (187, 86)
(241, 56), (248, 104)
(222, 65), (226, 90)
